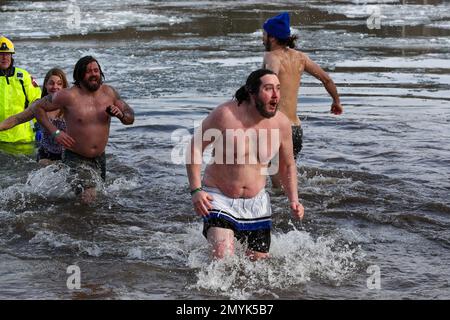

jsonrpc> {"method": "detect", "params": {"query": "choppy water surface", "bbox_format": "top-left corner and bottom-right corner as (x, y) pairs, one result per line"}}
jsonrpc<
(0, 0), (449, 299)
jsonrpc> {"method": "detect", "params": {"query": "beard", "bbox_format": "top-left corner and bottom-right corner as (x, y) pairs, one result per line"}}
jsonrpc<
(82, 76), (102, 92)
(255, 97), (277, 119)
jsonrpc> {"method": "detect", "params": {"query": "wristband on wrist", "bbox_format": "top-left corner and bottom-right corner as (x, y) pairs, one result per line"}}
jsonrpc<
(190, 187), (203, 196)
(52, 129), (61, 138)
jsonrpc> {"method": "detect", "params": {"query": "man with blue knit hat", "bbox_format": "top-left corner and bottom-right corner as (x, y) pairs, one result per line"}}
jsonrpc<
(263, 12), (291, 41)
(262, 12), (343, 188)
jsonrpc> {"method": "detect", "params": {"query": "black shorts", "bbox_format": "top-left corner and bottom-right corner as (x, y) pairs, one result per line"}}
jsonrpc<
(36, 147), (62, 162)
(203, 217), (271, 253)
(292, 125), (303, 159)
(62, 150), (106, 194)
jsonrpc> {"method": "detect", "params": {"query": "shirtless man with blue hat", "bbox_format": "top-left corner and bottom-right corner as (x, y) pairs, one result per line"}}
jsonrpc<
(262, 12), (343, 187)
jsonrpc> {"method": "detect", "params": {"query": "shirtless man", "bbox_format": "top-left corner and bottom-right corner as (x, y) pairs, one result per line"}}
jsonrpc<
(186, 69), (304, 261)
(262, 12), (343, 187)
(32, 56), (134, 204)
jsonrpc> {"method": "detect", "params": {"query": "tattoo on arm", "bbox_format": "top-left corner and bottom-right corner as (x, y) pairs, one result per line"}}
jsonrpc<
(121, 102), (134, 121)
(15, 109), (33, 125)
(111, 86), (134, 122)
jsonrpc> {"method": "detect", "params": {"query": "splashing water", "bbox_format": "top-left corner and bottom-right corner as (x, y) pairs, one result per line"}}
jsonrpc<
(188, 226), (365, 299)
(0, 164), (75, 210)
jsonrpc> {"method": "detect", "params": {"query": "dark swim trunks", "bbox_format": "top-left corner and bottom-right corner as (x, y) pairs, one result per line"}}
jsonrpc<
(292, 125), (303, 159)
(62, 149), (106, 194)
(203, 218), (271, 253)
(202, 187), (272, 253)
(36, 147), (62, 162)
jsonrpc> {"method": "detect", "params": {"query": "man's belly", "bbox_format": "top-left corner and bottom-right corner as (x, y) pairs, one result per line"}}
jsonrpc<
(204, 165), (267, 198)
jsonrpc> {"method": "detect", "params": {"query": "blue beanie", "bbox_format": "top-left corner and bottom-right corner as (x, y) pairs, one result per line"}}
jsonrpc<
(263, 12), (291, 40)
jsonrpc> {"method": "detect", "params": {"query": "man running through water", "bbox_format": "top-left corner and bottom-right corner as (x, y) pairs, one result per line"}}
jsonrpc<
(186, 69), (304, 261)
(262, 12), (343, 187)
(32, 56), (134, 204)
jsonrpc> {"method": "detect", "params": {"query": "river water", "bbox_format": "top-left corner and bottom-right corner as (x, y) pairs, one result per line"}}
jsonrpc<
(0, 0), (449, 300)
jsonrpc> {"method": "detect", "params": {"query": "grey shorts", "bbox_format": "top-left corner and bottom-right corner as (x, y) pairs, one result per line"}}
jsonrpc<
(63, 150), (106, 194)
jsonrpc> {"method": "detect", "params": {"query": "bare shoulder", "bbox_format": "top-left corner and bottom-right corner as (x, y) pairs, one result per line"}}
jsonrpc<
(263, 51), (275, 60)
(56, 87), (73, 98)
(211, 100), (236, 118)
(101, 84), (119, 98)
(297, 50), (311, 63)
(289, 49), (307, 63)
(264, 51), (280, 64)
(204, 100), (236, 128)
(53, 87), (75, 104)
(274, 110), (292, 129)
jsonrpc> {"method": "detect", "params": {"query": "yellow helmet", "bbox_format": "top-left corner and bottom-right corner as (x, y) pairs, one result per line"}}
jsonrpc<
(0, 36), (15, 54)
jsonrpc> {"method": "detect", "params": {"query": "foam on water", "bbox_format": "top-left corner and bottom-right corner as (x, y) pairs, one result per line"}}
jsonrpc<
(0, 163), (138, 210)
(123, 224), (207, 267)
(186, 224), (365, 299)
(106, 176), (140, 193)
(1, 1), (188, 39)
(430, 21), (450, 29)
(338, 56), (450, 70)
(196, 56), (262, 67)
(0, 164), (75, 210)
(308, 2), (450, 27)
(29, 230), (103, 256)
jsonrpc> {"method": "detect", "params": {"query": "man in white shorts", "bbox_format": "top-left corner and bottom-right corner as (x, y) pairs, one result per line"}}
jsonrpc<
(186, 69), (304, 261)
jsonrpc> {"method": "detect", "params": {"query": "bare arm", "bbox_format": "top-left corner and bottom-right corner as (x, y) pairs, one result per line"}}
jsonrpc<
(31, 92), (75, 149)
(186, 131), (205, 192)
(186, 109), (222, 216)
(304, 56), (343, 115)
(278, 119), (304, 220)
(110, 87), (135, 125)
(31, 95), (60, 134)
(0, 108), (34, 131)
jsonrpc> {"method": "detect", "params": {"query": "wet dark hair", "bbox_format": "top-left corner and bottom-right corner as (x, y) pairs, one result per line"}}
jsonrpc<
(276, 35), (298, 49)
(234, 69), (277, 106)
(73, 55), (105, 87)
